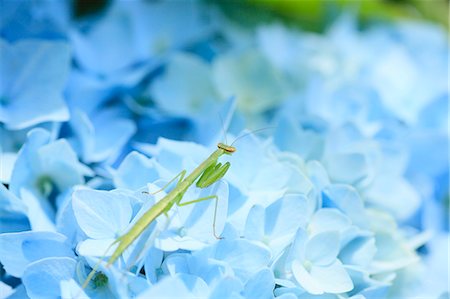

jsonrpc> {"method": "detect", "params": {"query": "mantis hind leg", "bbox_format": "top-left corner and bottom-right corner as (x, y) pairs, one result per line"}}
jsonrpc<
(177, 195), (223, 239)
(143, 170), (186, 195)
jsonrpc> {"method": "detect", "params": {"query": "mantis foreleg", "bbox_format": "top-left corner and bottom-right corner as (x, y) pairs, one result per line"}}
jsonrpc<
(196, 162), (230, 188)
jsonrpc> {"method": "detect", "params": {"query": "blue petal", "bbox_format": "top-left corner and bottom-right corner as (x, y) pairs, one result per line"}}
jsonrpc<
(209, 276), (244, 299)
(243, 268), (274, 299)
(72, 189), (133, 239)
(322, 184), (367, 228)
(0, 39), (70, 130)
(150, 53), (219, 118)
(143, 247), (164, 283)
(287, 229), (308, 263)
(22, 257), (77, 298)
(308, 209), (351, 236)
(60, 279), (89, 299)
(0, 281), (14, 298)
(365, 176), (420, 221)
(339, 237), (376, 268)
(187, 254), (234, 284)
(266, 194), (311, 238)
(0, 151), (16, 184)
(20, 189), (56, 231)
(0, 231), (74, 277)
(177, 273), (209, 298)
(291, 259), (324, 295)
(305, 231), (340, 266)
(172, 180), (229, 247)
(274, 116), (325, 160)
(309, 260), (353, 294)
(9, 128), (50, 194)
(275, 293), (298, 299)
(244, 204), (265, 241)
(212, 239), (271, 281)
(189, 96), (237, 146)
(0, 1), (68, 42)
(113, 151), (160, 190)
(2, 284), (29, 299)
(135, 276), (194, 299)
(212, 49), (287, 115)
(69, 108), (136, 164)
(55, 193), (82, 242)
(10, 128), (91, 200)
(0, 184), (30, 233)
(162, 253), (190, 276)
(76, 238), (117, 258)
(324, 153), (368, 185)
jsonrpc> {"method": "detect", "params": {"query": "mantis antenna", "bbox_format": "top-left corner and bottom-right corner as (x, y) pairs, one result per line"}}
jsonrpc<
(218, 113), (228, 145)
(230, 126), (276, 147)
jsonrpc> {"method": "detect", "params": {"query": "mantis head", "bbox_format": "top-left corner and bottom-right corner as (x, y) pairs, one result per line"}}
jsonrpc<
(217, 143), (236, 154)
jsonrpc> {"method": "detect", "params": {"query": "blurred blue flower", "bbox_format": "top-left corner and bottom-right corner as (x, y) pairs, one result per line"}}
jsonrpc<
(365, 210), (418, 274)
(149, 61), (237, 144)
(213, 49), (290, 127)
(150, 53), (220, 118)
(414, 233), (449, 298)
(0, 0), (70, 42)
(274, 115), (327, 161)
(70, 0), (215, 77)
(68, 107), (136, 164)
(0, 38), (70, 130)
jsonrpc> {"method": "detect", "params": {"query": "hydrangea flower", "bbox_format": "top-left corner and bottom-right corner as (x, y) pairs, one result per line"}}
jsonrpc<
(0, 2), (447, 298)
(8, 128), (92, 231)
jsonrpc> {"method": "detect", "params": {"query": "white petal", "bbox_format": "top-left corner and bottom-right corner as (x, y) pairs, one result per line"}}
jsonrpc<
(291, 259), (324, 295)
(310, 260), (354, 294)
(305, 231), (340, 266)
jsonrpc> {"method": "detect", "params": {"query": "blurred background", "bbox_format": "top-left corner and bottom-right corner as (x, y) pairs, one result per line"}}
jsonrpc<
(73, 0), (449, 29)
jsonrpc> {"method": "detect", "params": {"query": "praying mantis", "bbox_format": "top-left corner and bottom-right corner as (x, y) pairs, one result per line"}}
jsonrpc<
(81, 142), (236, 289)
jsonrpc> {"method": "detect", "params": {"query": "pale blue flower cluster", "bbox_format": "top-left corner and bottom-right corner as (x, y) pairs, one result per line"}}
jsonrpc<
(1, 1), (448, 299)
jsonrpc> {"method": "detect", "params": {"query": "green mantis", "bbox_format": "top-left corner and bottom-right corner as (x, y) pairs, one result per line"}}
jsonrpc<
(81, 142), (236, 289)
